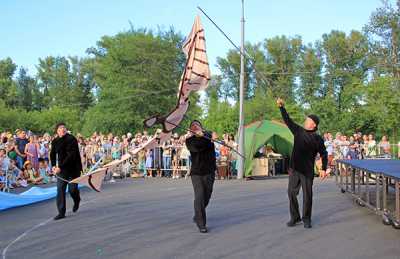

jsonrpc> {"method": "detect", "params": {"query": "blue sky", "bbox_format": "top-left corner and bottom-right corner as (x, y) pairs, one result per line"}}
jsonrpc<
(0, 0), (387, 76)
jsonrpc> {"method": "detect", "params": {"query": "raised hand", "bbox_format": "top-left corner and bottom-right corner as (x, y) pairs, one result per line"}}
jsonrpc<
(276, 98), (285, 108)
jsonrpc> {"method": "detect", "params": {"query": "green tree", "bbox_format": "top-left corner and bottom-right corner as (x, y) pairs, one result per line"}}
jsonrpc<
(297, 44), (323, 106)
(216, 43), (262, 101)
(82, 28), (192, 135)
(364, 0), (400, 77)
(0, 58), (18, 107)
(261, 35), (303, 101)
(16, 67), (35, 110)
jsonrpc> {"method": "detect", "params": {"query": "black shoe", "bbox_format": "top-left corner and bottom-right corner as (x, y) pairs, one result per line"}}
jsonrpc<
(199, 226), (208, 233)
(286, 218), (301, 227)
(54, 214), (65, 221)
(73, 200), (80, 213)
(304, 222), (312, 229)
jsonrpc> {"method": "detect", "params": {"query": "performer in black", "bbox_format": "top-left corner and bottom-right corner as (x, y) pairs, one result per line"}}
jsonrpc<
(50, 122), (83, 220)
(277, 98), (329, 229)
(185, 120), (216, 233)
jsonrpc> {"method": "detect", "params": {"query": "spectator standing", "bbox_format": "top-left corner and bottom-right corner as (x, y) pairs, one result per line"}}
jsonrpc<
(378, 135), (391, 158)
(25, 135), (40, 171)
(15, 130), (29, 169)
(367, 134), (377, 157)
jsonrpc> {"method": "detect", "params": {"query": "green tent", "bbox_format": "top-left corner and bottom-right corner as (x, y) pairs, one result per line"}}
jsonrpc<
(244, 120), (294, 176)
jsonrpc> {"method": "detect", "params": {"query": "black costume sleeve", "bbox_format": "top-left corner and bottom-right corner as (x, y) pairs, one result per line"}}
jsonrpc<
(318, 137), (328, 171)
(279, 106), (301, 135)
(186, 135), (213, 153)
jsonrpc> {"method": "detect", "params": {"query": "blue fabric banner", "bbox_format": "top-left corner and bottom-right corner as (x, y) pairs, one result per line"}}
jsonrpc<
(0, 186), (57, 211)
(0, 185), (83, 211)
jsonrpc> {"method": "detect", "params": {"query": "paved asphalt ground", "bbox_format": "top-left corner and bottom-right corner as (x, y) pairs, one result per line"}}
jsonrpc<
(0, 177), (399, 259)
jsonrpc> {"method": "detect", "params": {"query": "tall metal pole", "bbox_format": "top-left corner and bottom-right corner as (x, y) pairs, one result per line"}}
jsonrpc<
(237, 0), (245, 179)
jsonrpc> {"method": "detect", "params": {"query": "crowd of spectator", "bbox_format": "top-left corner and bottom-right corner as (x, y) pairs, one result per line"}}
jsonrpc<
(0, 129), (239, 191)
(323, 132), (400, 168)
(1, 128), (399, 191)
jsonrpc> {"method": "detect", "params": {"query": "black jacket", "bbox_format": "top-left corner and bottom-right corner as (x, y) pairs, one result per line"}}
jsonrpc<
(280, 107), (328, 178)
(50, 133), (83, 180)
(186, 132), (216, 176)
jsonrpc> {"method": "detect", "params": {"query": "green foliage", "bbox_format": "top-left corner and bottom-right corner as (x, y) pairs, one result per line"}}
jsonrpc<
(82, 28), (191, 136)
(203, 85), (238, 135)
(0, 100), (80, 134)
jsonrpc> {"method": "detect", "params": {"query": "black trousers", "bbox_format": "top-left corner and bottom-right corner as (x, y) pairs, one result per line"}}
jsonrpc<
(56, 178), (80, 216)
(288, 170), (314, 223)
(191, 173), (215, 227)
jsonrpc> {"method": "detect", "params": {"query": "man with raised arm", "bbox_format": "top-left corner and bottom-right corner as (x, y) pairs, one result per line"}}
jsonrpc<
(277, 98), (329, 229)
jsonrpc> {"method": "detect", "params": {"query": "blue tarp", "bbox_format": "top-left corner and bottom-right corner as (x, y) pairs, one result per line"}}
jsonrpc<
(0, 160), (102, 211)
(0, 186), (58, 211)
(0, 185), (84, 211)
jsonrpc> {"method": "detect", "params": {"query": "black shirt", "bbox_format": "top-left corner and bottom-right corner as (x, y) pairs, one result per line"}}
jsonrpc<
(280, 107), (328, 178)
(50, 133), (83, 180)
(186, 132), (216, 176)
(15, 138), (29, 155)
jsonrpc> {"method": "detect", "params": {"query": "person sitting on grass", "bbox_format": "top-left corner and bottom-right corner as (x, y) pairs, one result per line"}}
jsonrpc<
(24, 160), (43, 185)
(16, 162), (29, 187)
(8, 159), (22, 188)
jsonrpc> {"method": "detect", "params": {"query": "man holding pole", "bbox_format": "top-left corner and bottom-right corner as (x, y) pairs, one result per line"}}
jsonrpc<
(185, 120), (216, 233)
(50, 122), (82, 220)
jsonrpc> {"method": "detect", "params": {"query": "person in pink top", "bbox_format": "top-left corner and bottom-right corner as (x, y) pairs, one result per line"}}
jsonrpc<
(25, 135), (40, 171)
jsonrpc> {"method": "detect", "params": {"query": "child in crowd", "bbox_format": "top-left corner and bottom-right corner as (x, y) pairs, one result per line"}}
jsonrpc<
(111, 137), (121, 160)
(24, 161), (43, 185)
(145, 148), (153, 177)
(347, 136), (359, 160)
(16, 161), (29, 187)
(0, 149), (10, 172)
(138, 149), (146, 177)
(39, 141), (50, 162)
(8, 159), (22, 187)
(38, 158), (51, 184)
(0, 148), (10, 190)
(6, 140), (17, 161)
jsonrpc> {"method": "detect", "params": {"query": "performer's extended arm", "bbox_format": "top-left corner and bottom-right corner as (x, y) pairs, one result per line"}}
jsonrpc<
(277, 98), (301, 135)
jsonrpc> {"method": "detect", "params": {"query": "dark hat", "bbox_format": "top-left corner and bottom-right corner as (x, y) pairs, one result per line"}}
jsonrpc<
(190, 120), (202, 128)
(54, 122), (66, 133)
(307, 114), (320, 127)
